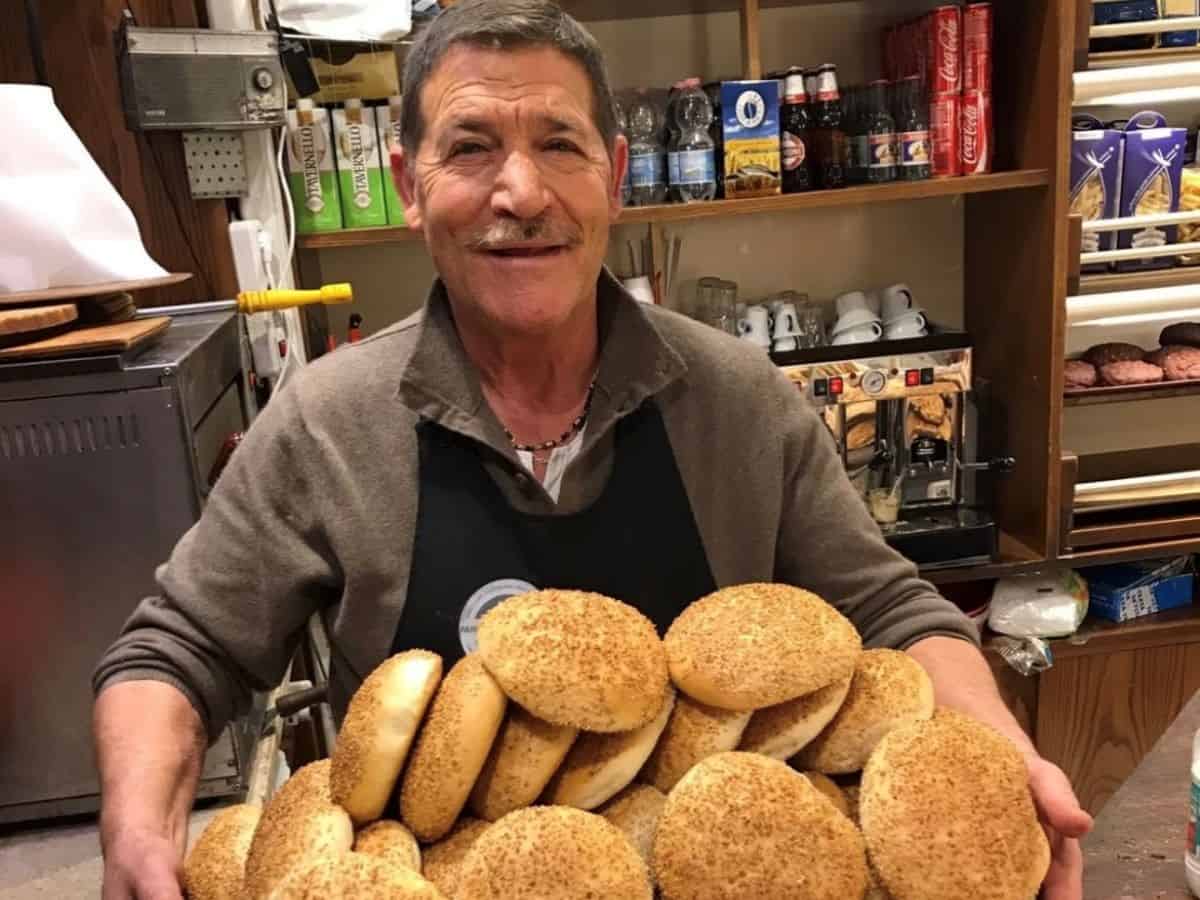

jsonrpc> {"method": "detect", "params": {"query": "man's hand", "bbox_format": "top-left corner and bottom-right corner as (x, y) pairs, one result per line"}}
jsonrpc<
(1027, 755), (1092, 900)
(100, 825), (184, 900)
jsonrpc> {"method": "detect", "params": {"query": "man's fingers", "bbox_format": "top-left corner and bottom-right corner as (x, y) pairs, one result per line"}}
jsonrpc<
(1040, 830), (1083, 900)
(1030, 760), (1094, 838)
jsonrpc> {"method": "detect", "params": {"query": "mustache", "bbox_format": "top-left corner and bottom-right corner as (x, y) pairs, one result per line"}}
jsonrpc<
(464, 218), (582, 250)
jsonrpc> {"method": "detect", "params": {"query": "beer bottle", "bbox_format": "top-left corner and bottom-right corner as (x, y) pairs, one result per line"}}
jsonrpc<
(811, 63), (846, 190)
(781, 67), (813, 193)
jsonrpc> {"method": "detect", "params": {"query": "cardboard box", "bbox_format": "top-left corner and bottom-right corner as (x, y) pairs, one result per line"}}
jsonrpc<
(285, 103), (342, 234)
(374, 99), (406, 226)
(720, 80), (781, 200)
(1114, 111), (1187, 271)
(332, 100), (388, 229)
(1081, 556), (1195, 622)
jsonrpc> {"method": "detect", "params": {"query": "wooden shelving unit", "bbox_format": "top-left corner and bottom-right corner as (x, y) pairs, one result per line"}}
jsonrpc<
(298, 169), (1051, 250)
(1064, 379), (1200, 406)
(1077, 266), (1200, 295)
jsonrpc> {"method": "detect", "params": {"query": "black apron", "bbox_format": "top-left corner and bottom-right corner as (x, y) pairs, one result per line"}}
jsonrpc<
(394, 400), (716, 663)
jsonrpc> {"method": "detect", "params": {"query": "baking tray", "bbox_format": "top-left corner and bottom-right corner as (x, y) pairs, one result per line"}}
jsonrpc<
(1064, 378), (1200, 406)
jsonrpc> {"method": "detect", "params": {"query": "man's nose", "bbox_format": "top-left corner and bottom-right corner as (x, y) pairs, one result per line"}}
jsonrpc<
(491, 151), (550, 220)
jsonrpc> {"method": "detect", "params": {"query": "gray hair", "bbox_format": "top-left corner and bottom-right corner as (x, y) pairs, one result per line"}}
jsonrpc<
(400, 0), (618, 158)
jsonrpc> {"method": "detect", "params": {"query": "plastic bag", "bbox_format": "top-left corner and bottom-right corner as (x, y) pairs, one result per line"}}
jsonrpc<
(275, 0), (413, 42)
(988, 570), (1089, 639)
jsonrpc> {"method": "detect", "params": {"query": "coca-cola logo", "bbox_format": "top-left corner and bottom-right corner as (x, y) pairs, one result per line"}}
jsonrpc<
(937, 18), (959, 83)
(962, 104), (979, 160)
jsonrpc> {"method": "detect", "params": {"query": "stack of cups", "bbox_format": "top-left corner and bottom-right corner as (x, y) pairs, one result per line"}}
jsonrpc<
(830, 291), (883, 345)
(880, 283), (927, 340)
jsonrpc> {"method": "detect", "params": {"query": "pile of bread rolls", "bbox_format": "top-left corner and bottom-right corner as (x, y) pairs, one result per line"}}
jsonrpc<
(183, 584), (1048, 900)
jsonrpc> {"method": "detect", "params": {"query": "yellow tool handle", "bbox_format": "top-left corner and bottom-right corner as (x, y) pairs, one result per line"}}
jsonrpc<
(237, 283), (353, 314)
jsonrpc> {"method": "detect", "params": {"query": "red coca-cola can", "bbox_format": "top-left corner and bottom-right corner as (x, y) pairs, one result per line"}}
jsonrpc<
(926, 5), (962, 96)
(931, 92), (961, 177)
(964, 3), (993, 94)
(960, 89), (993, 175)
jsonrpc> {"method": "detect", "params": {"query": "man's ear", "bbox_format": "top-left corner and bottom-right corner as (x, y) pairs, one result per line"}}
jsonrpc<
(609, 133), (629, 219)
(392, 146), (422, 231)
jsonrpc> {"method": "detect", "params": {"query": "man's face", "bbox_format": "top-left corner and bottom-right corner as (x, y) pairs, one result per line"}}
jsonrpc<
(393, 45), (627, 337)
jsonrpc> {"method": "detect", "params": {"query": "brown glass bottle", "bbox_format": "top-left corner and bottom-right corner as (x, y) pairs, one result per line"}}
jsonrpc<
(781, 67), (813, 193)
(810, 63), (846, 189)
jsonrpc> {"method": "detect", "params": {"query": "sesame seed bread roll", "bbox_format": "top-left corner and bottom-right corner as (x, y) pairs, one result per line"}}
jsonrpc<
(477, 590), (669, 732)
(183, 803), (261, 900)
(638, 693), (750, 793)
(353, 820), (421, 873)
(796, 649), (934, 774)
(267, 852), (446, 899)
(469, 705), (578, 821)
(546, 686), (676, 810)
(663, 584), (861, 711)
(244, 760), (354, 900)
(739, 674), (852, 760)
(422, 818), (492, 900)
(400, 654), (507, 842)
(861, 709), (1050, 900)
(598, 783), (668, 867)
(652, 752), (867, 900)
(331, 650), (443, 825)
(458, 806), (652, 900)
(800, 772), (851, 820)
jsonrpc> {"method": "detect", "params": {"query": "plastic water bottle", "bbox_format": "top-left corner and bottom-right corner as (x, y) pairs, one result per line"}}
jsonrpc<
(627, 93), (667, 206)
(614, 99), (632, 206)
(668, 78), (717, 203)
(1187, 728), (1200, 895)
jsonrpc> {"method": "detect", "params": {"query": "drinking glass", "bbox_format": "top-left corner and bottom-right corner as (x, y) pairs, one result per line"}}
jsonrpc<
(693, 276), (721, 324)
(713, 280), (739, 336)
(798, 305), (826, 348)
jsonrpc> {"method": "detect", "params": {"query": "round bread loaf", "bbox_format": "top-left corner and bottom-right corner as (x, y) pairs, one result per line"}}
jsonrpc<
(639, 693), (751, 793)
(598, 783), (668, 867)
(400, 654), (507, 842)
(1161, 322), (1200, 348)
(796, 649), (934, 774)
(800, 772), (850, 820)
(1064, 358), (1098, 389)
(183, 803), (261, 900)
(422, 818), (492, 900)
(1150, 344), (1200, 380)
(1082, 341), (1144, 366)
(243, 760), (354, 900)
(860, 709), (1050, 900)
(739, 674), (852, 760)
(1100, 359), (1163, 386)
(458, 806), (652, 900)
(268, 852), (445, 899)
(332, 650), (443, 824)
(469, 705), (578, 821)
(653, 752), (867, 900)
(353, 820), (421, 873)
(664, 584), (861, 711)
(477, 590), (668, 732)
(546, 686), (676, 810)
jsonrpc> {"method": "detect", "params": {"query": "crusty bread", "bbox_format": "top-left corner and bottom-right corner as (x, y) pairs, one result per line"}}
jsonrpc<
(267, 852), (445, 898)
(457, 806), (652, 900)
(422, 818), (491, 900)
(477, 590), (668, 732)
(353, 820), (421, 873)
(183, 803), (261, 900)
(652, 752), (867, 900)
(598, 783), (668, 867)
(861, 709), (1050, 900)
(796, 649), (934, 774)
(469, 705), (577, 821)
(800, 772), (850, 820)
(332, 650), (443, 824)
(400, 654), (507, 842)
(244, 760), (354, 900)
(739, 674), (852, 760)
(546, 686), (676, 810)
(663, 584), (862, 711)
(639, 692), (750, 793)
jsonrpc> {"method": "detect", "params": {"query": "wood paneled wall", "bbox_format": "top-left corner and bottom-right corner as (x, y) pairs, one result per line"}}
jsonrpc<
(1, 0), (237, 306)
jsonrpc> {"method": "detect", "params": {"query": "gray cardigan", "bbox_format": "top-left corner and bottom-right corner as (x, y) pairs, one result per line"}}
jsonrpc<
(93, 270), (976, 742)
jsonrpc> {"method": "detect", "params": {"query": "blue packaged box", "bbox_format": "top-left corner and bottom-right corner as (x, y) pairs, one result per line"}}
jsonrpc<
(720, 80), (781, 200)
(1092, 0), (1159, 51)
(1115, 111), (1187, 272)
(1162, 1), (1200, 47)
(1081, 556), (1195, 623)
(1070, 115), (1124, 272)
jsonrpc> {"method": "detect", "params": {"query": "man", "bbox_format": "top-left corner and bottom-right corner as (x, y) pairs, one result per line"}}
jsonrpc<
(93, 1), (1090, 897)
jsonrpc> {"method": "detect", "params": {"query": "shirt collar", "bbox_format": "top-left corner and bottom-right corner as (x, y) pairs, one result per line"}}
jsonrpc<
(397, 267), (688, 446)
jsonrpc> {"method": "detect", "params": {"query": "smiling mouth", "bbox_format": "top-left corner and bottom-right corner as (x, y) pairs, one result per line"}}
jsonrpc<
(484, 246), (566, 258)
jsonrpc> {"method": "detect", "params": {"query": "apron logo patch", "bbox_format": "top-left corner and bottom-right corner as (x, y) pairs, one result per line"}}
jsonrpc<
(459, 578), (538, 653)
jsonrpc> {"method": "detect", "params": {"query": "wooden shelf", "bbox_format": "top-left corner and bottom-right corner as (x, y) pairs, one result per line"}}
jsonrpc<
(1086, 45), (1200, 70)
(1064, 378), (1200, 406)
(1076, 266), (1200, 295)
(562, 0), (859, 21)
(1059, 534), (1200, 568)
(298, 170), (1051, 251)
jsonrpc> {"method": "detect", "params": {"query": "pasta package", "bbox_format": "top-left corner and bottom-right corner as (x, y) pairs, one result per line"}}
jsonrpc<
(1179, 165), (1200, 266)
(1160, 0), (1200, 48)
(1070, 116), (1123, 272)
(1115, 111), (1187, 272)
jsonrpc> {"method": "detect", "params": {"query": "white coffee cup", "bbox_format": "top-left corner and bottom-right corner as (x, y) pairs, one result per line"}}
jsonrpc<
(884, 317), (927, 340)
(885, 308), (927, 330)
(864, 289), (883, 317)
(623, 275), (655, 304)
(773, 335), (799, 352)
(832, 321), (884, 345)
(833, 307), (882, 335)
(772, 302), (799, 339)
(835, 290), (871, 317)
(881, 283), (914, 320)
(737, 305), (771, 348)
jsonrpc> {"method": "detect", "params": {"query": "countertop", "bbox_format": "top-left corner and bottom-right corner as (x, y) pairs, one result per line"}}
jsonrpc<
(1084, 689), (1200, 899)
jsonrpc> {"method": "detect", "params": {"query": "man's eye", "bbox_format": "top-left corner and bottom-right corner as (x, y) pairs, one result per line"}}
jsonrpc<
(546, 139), (580, 154)
(450, 142), (487, 157)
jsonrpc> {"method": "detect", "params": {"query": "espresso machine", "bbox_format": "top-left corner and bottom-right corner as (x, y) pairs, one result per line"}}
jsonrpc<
(776, 333), (1013, 568)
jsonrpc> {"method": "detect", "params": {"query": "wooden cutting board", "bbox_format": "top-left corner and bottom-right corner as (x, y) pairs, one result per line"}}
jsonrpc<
(0, 303), (78, 336)
(0, 316), (170, 361)
(0, 273), (191, 305)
